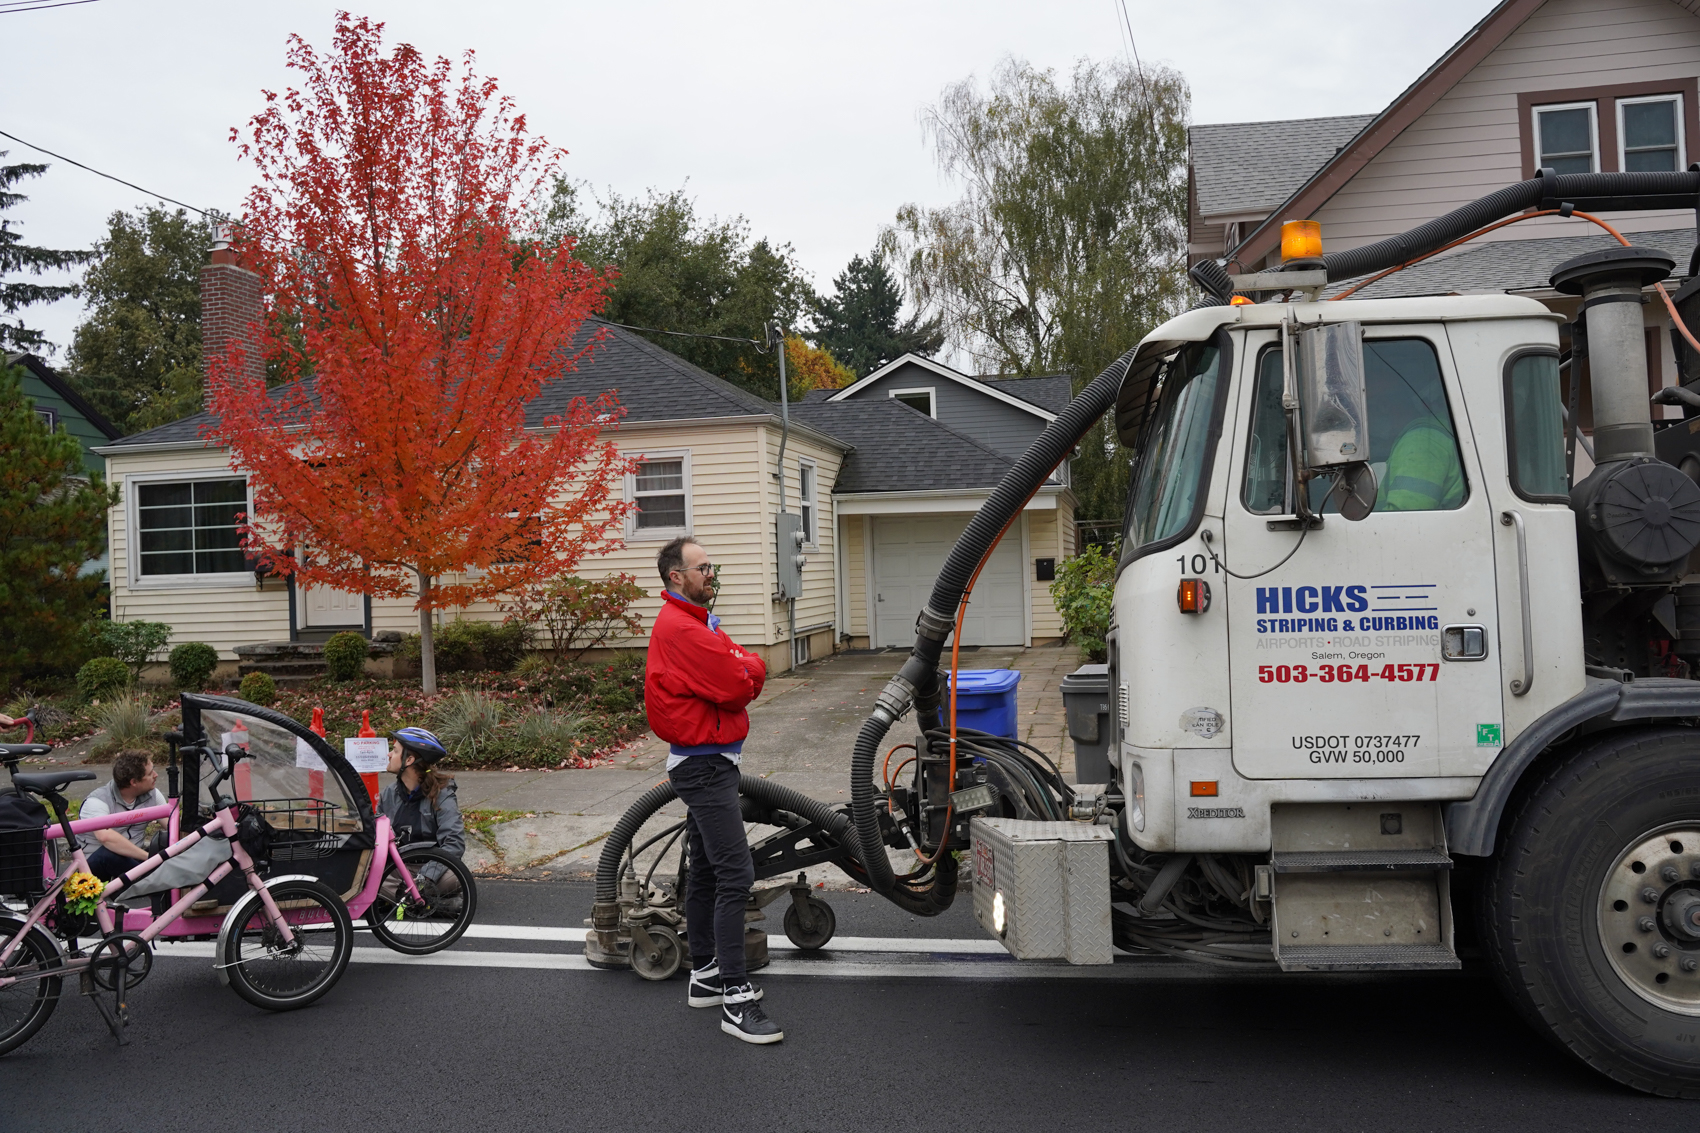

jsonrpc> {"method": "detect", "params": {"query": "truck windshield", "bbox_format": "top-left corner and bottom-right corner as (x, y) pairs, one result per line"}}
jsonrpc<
(1124, 340), (1225, 551)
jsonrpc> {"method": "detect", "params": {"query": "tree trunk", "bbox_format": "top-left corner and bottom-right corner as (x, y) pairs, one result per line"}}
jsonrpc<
(417, 568), (437, 695)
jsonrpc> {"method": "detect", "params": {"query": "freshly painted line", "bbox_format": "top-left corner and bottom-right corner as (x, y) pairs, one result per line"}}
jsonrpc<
(361, 922), (1012, 955)
(148, 940), (1252, 980)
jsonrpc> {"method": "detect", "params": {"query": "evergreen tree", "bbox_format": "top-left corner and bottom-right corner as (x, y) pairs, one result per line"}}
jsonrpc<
(66, 206), (214, 435)
(812, 251), (944, 377)
(0, 362), (116, 691)
(541, 182), (815, 401)
(0, 155), (93, 355)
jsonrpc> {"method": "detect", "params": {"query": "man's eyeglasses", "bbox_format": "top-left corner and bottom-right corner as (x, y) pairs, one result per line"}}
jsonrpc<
(674, 563), (715, 578)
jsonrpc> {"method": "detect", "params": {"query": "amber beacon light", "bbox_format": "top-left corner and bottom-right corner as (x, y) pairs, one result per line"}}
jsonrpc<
(1177, 578), (1211, 614)
(1281, 219), (1324, 266)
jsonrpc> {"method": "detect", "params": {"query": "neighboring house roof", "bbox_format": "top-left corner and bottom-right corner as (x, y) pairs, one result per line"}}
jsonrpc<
(105, 319), (849, 450)
(1232, 0), (1551, 268)
(8, 353), (121, 440)
(790, 396), (1022, 494)
(827, 353), (1058, 421)
(1190, 115), (1376, 217)
(1331, 228), (1698, 300)
(981, 374), (1073, 414)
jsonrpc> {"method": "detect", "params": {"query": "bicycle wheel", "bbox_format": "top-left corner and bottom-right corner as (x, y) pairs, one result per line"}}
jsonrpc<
(220, 879), (352, 1012)
(367, 848), (477, 955)
(0, 916), (62, 1056)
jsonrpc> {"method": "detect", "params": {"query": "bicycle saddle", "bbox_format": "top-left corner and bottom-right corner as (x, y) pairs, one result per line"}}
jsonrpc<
(0, 744), (52, 758)
(11, 770), (96, 794)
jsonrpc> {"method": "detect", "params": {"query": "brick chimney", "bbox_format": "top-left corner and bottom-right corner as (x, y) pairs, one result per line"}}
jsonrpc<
(200, 223), (264, 397)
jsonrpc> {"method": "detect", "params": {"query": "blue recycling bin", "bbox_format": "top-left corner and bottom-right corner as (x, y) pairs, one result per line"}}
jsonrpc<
(946, 669), (1022, 739)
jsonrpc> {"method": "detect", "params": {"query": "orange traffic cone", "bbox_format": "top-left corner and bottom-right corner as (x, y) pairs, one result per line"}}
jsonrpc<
(358, 710), (379, 807)
(308, 707), (326, 800)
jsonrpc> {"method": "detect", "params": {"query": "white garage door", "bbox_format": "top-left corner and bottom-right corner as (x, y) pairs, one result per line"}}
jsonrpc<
(872, 515), (1026, 648)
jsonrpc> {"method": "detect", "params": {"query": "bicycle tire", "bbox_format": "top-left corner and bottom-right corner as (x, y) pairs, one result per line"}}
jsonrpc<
(220, 879), (352, 1012)
(0, 916), (62, 1056)
(367, 848), (478, 956)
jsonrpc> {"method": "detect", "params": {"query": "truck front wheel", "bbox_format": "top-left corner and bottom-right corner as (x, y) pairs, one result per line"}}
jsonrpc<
(1483, 726), (1700, 1096)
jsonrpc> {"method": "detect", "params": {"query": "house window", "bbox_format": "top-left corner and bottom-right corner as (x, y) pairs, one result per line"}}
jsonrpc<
(626, 451), (691, 538)
(136, 478), (249, 577)
(798, 459), (817, 547)
(1620, 95), (1684, 172)
(889, 387), (935, 417)
(34, 406), (57, 431)
(1534, 101), (1598, 174)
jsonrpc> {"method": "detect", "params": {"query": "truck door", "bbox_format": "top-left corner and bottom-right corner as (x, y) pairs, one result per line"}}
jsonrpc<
(1221, 325), (1503, 780)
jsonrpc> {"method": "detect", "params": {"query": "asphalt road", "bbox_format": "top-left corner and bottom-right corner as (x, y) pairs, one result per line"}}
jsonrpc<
(0, 880), (1688, 1132)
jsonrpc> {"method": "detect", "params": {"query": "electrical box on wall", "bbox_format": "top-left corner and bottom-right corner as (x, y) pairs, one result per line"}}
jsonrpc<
(776, 511), (805, 599)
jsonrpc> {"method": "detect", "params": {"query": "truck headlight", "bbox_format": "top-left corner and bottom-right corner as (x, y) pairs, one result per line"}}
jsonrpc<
(992, 890), (1008, 936)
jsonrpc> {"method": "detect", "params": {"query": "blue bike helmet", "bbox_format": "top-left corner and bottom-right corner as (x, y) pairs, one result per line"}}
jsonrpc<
(390, 727), (449, 771)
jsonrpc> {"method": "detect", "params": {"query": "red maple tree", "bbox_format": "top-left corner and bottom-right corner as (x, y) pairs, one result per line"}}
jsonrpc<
(207, 14), (629, 692)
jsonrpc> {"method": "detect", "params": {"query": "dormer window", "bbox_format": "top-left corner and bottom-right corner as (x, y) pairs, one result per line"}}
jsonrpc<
(889, 387), (935, 417)
(1520, 82), (1694, 177)
(1620, 95), (1683, 172)
(1535, 102), (1598, 174)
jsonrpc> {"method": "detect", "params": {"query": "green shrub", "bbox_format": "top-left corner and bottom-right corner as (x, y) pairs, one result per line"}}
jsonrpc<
(513, 652), (553, 680)
(98, 621), (173, 683)
(90, 693), (151, 757)
(432, 689), (503, 757)
(168, 642), (219, 690)
(323, 632), (369, 682)
(420, 619), (532, 674)
(76, 656), (132, 701)
(501, 574), (646, 660)
(238, 671), (278, 706)
(1049, 543), (1118, 662)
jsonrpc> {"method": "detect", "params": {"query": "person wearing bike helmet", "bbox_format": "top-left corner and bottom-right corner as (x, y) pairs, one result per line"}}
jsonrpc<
(379, 728), (466, 904)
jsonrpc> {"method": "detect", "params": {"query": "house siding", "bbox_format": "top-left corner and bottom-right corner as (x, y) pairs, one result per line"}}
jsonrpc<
(1311, 0), (1700, 256)
(1029, 500), (1074, 643)
(21, 370), (109, 477)
(840, 361), (1052, 461)
(105, 419), (848, 665)
(841, 513), (869, 642)
(106, 446), (291, 658)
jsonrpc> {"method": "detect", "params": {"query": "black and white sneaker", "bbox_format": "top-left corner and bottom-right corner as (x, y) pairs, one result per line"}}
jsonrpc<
(721, 986), (783, 1044)
(688, 962), (762, 1008)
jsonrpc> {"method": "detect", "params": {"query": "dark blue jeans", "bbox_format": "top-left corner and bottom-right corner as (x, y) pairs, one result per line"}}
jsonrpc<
(668, 755), (753, 983)
(85, 846), (135, 882)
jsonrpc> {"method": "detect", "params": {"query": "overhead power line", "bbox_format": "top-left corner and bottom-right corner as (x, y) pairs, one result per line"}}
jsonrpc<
(0, 0), (105, 13)
(0, 128), (215, 217)
(598, 318), (770, 350)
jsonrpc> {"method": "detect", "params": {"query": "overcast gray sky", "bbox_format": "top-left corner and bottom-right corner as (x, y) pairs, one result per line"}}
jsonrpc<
(3, 0), (1494, 356)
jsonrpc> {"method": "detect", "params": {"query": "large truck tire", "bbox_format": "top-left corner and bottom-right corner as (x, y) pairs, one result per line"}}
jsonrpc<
(1482, 726), (1700, 1097)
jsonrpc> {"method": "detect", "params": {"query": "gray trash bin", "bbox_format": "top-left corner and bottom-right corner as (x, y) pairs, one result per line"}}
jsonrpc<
(1060, 663), (1112, 784)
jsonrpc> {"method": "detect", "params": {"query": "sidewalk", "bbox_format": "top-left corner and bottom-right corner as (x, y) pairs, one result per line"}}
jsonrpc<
(453, 642), (1083, 883)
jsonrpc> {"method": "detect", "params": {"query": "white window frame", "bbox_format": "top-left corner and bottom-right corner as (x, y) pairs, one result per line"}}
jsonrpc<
(623, 448), (692, 542)
(124, 468), (254, 590)
(34, 406), (57, 430)
(798, 457), (818, 549)
(1618, 93), (1686, 173)
(888, 386), (936, 417)
(1533, 100), (1600, 174)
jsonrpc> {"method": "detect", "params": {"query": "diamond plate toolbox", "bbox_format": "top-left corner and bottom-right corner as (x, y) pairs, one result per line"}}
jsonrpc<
(970, 817), (1114, 965)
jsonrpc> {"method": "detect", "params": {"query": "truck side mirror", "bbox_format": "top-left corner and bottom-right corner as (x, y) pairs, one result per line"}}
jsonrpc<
(1296, 320), (1376, 521)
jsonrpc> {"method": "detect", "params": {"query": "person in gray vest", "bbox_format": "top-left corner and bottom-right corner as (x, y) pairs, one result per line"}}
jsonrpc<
(79, 750), (166, 880)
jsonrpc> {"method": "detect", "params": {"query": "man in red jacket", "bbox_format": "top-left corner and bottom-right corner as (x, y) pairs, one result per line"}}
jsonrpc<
(645, 535), (781, 1044)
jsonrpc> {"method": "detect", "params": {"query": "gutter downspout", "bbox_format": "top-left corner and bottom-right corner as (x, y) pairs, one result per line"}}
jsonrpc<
(773, 327), (795, 672)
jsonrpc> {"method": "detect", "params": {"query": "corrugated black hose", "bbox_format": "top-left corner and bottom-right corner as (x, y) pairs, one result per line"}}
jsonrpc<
(848, 349), (1139, 897)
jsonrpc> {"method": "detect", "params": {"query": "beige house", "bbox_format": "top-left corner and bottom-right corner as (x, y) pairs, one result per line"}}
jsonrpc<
(1189, 0), (1700, 419)
(97, 288), (1076, 676)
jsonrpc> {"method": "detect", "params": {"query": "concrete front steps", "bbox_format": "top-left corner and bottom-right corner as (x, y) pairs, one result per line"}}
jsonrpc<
(235, 632), (405, 686)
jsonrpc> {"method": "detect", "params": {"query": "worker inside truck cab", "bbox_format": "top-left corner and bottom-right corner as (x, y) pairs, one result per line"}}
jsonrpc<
(1364, 339), (1467, 512)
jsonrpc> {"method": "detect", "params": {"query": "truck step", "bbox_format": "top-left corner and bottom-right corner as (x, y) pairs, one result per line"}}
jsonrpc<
(1272, 849), (1453, 873)
(1276, 942), (1461, 972)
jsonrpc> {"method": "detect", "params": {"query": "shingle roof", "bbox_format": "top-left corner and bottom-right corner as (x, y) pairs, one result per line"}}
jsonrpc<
(108, 319), (801, 447)
(790, 397), (1019, 494)
(1332, 228), (1698, 300)
(1191, 114), (1376, 217)
(980, 374), (1072, 413)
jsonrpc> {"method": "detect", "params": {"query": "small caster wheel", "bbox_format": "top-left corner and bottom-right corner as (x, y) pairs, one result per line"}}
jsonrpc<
(783, 898), (836, 950)
(631, 925), (682, 981)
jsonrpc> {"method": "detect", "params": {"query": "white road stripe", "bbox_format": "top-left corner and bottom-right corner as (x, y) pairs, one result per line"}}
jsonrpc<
(359, 922), (1011, 955)
(148, 939), (1255, 980)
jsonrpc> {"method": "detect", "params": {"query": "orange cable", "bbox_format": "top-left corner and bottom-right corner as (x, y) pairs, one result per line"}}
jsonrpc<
(1330, 207), (1700, 357)
(882, 743), (915, 790)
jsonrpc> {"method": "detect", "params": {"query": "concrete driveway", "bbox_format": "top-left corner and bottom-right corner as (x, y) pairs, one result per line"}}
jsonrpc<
(453, 643), (1082, 880)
